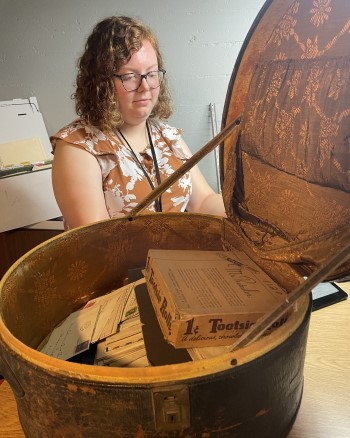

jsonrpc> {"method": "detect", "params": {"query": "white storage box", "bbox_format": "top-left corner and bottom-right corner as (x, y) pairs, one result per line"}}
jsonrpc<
(0, 97), (61, 232)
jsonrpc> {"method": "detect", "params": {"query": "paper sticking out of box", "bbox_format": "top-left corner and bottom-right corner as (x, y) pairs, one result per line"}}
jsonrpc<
(0, 137), (47, 168)
(40, 279), (144, 362)
(94, 316), (148, 367)
(145, 249), (289, 349)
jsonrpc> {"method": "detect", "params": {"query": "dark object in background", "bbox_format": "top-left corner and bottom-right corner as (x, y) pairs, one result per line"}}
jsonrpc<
(312, 282), (348, 311)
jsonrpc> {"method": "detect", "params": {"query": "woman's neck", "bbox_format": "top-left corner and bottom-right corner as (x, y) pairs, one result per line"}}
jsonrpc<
(118, 121), (149, 153)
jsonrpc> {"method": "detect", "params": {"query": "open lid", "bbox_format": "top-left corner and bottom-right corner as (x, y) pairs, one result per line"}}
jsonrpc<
(221, 0), (350, 279)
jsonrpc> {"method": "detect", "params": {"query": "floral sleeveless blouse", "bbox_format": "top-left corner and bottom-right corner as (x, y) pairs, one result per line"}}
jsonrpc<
(51, 119), (192, 218)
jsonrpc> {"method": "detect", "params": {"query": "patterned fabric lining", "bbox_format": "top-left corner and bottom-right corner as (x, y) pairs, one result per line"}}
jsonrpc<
(222, 0), (350, 277)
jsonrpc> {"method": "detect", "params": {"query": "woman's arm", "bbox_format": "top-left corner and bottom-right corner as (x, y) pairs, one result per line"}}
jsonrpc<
(52, 140), (110, 228)
(177, 138), (226, 217)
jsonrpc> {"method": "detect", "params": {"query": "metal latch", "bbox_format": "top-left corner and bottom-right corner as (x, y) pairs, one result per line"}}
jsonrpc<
(152, 385), (190, 431)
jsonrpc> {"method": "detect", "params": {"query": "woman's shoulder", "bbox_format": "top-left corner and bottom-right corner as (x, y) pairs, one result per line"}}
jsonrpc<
(51, 119), (120, 154)
(52, 118), (105, 142)
(150, 120), (191, 160)
(151, 120), (182, 141)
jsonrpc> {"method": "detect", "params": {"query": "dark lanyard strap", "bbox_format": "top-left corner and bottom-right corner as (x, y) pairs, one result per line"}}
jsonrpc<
(118, 123), (162, 212)
(146, 121), (162, 211)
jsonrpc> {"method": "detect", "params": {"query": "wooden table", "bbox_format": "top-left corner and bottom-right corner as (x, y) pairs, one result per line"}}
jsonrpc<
(1, 283), (349, 437)
(288, 281), (350, 438)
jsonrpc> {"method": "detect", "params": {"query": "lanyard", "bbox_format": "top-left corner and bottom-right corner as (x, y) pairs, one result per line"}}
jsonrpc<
(118, 122), (162, 212)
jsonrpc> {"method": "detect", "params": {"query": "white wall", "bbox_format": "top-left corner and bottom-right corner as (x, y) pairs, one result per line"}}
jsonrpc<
(0, 0), (265, 190)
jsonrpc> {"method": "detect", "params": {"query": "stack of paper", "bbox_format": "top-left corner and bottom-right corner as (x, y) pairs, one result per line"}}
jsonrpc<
(40, 279), (149, 367)
(94, 316), (148, 367)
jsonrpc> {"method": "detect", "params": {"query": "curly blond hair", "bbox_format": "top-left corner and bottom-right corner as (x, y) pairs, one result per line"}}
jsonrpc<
(74, 16), (172, 132)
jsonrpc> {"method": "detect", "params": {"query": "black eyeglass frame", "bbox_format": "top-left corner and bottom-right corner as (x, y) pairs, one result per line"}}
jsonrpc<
(113, 69), (166, 92)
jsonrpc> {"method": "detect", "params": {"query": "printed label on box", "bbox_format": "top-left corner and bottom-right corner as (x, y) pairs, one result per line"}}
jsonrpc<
(145, 249), (288, 348)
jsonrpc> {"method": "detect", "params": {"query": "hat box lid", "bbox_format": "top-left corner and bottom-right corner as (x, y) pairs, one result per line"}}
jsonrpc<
(220, 0), (350, 281)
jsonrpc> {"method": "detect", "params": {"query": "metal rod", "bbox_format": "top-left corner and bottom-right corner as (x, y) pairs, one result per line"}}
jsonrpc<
(228, 231), (350, 352)
(209, 103), (222, 194)
(127, 115), (241, 218)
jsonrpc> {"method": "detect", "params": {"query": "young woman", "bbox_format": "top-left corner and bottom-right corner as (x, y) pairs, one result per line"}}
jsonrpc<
(52, 16), (225, 229)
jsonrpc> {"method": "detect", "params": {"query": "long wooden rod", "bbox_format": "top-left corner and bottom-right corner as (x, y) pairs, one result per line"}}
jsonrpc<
(127, 116), (241, 217)
(228, 230), (350, 352)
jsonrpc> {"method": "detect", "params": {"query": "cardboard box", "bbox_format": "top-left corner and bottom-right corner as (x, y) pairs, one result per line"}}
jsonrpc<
(0, 97), (61, 232)
(145, 249), (288, 348)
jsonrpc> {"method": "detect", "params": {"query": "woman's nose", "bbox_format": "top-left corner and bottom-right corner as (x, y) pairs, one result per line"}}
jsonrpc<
(137, 76), (151, 91)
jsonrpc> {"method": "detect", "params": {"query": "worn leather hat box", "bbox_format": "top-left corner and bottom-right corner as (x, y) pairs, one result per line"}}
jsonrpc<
(1, 0), (350, 436)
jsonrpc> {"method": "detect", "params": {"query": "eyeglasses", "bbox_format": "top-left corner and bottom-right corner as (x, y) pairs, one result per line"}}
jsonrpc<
(113, 69), (166, 92)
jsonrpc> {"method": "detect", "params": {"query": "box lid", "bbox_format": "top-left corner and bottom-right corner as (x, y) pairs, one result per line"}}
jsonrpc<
(220, 0), (350, 280)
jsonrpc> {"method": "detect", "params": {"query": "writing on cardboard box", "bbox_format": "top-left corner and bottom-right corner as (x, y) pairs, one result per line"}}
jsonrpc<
(145, 249), (289, 349)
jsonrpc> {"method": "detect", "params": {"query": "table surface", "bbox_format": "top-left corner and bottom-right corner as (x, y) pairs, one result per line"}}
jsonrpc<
(1, 283), (349, 437)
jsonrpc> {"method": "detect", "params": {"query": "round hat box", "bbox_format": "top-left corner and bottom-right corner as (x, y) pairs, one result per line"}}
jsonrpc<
(0, 214), (311, 438)
(1, 0), (350, 436)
